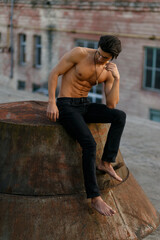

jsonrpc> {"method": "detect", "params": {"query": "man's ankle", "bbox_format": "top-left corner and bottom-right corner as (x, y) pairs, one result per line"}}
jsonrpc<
(91, 196), (101, 203)
(102, 160), (111, 167)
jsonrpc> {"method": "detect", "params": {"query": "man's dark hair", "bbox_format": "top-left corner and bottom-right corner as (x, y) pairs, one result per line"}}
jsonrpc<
(98, 35), (122, 59)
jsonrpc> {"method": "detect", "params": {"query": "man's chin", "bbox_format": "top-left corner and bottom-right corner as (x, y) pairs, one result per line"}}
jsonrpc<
(97, 61), (105, 64)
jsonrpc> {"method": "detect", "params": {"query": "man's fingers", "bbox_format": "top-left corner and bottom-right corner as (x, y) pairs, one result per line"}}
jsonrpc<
(51, 113), (54, 120)
(46, 111), (54, 121)
(47, 112), (51, 119)
(46, 110), (59, 122)
(53, 112), (57, 122)
(57, 111), (59, 119)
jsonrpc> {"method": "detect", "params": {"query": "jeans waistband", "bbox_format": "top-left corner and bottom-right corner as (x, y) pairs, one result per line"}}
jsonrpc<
(57, 97), (89, 104)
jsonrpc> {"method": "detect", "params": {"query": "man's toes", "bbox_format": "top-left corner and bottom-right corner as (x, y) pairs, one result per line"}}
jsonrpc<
(117, 176), (123, 181)
(104, 210), (111, 216)
(113, 172), (122, 181)
(110, 208), (116, 214)
(104, 207), (115, 216)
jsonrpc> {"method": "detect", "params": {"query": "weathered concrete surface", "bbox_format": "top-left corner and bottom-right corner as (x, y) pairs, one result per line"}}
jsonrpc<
(0, 100), (159, 240)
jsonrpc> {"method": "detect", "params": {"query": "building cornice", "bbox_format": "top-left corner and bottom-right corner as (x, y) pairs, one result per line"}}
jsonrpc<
(1, 1), (160, 12)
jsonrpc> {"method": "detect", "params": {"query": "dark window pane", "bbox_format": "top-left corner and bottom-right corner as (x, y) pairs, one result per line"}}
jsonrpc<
(37, 48), (41, 65)
(88, 96), (92, 102)
(76, 41), (84, 47)
(37, 36), (41, 45)
(90, 87), (93, 93)
(155, 71), (160, 89)
(32, 83), (41, 91)
(146, 48), (153, 67)
(22, 46), (26, 62)
(156, 49), (160, 68)
(96, 83), (103, 94)
(20, 34), (26, 64)
(87, 42), (95, 49)
(96, 98), (102, 104)
(34, 36), (42, 67)
(22, 34), (26, 42)
(145, 69), (152, 88)
(18, 80), (26, 90)
(90, 84), (102, 94)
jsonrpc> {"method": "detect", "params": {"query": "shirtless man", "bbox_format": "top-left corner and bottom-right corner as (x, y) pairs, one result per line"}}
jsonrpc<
(47, 35), (126, 216)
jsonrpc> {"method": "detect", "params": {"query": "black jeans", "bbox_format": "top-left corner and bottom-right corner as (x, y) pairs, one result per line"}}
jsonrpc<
(56, 97), (126, 198)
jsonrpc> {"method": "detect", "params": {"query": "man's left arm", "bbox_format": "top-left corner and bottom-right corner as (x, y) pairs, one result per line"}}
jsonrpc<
(104, 63), (120, 109)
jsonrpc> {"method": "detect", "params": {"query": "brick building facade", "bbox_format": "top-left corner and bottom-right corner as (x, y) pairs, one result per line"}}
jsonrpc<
(0, 0), (160, 120)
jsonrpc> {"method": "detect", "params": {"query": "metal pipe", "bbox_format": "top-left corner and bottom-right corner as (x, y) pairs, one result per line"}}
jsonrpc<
(10, 0), (14, 79)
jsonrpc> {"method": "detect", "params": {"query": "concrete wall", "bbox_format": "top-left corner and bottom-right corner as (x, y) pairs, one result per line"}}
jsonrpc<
(0, 1), (160, 119)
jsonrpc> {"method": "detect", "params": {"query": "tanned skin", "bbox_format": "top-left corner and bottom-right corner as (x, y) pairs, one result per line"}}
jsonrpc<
(47, 46), (122, 216)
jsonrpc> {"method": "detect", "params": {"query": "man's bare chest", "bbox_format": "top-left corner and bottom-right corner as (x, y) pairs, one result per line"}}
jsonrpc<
(74, 60), (108, 85)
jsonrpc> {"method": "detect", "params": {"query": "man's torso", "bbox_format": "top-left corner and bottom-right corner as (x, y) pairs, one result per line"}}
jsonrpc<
(58, 48), (110, 98)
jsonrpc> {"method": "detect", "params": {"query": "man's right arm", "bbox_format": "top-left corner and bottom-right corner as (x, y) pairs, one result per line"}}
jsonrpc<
(46, 47), (85, 122)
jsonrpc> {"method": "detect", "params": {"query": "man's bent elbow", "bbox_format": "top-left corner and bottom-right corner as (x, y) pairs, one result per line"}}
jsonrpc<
(48, 70), (59, 85)
(49, 69), (59, 79)
(106, 103), (117, 109)
(106, 97), (119, 109)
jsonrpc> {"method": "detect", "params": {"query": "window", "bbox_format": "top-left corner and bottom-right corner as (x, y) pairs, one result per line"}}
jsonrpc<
(88, 83), (103, 103)
(150, 109), (160, 123)
(143, 47), (160, 91)
(19, 34), (26, 65)
(76, 39), (98, 49)
(17, 80), (26, 90)
(75, 39), (103, 103)
(34, 35), (42, 68)
(32, 83), (41, 92)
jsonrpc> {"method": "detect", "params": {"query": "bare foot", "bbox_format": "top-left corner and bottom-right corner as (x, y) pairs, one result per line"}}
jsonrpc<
(91, 196), (116, 216)
(97, 161), (123, 182)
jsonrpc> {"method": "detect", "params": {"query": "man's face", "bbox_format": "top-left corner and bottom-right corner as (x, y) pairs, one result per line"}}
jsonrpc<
(96, 47), (113, 64)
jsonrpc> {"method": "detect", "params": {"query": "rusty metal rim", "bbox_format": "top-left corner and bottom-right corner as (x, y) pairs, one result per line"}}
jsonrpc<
(0, 120), (55, 127)
(0, 169), (130, 198)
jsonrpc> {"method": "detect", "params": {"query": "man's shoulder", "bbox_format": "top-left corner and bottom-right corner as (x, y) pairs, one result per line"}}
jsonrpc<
(64, 47), (94, 64)
(70, 47), (94, 57)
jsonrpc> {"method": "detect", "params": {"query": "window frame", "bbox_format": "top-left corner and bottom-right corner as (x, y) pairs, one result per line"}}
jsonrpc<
(149, 108), (160, 123)
(143, 47), (160, 93)
(34, 35), (42, 68)
(19, 34), (27, 66)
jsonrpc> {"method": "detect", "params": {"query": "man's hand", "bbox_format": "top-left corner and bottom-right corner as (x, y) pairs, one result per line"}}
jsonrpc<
(46, 102), (59, 122)
(105, 62), (120, 80)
